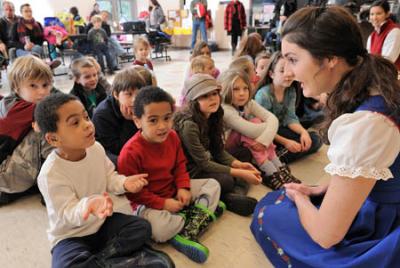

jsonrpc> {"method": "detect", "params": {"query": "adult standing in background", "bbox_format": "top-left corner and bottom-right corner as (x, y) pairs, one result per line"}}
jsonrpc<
(149, 0), (166, 30)
(224, 0), (247, 55)
(190, 0), (208, 51)
(367, 0), (400, 70)
(69, 6), (86, 34)
(89, 3), (101, 20)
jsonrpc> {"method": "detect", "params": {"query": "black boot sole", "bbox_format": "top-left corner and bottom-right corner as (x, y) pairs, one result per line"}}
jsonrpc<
(223, 193), (258, 216)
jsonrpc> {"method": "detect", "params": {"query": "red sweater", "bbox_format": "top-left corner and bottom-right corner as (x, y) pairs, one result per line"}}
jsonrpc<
(118, 130), (191, 210)
(370, 19), (400, 70)
(132, 59), (154, 71)
(224, 1), (246, 32)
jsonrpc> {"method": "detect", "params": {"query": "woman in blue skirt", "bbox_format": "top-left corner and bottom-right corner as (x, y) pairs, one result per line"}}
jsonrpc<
(251, 6), (400, 267)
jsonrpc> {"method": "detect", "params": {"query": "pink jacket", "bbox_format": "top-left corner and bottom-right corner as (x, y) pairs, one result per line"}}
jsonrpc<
(44, 25), (69, 45)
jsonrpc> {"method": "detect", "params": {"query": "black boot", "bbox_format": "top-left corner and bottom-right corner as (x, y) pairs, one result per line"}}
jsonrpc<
(223, 193), (257, 216)
(103, 245), (175, 268)
(261, 171), (285, 190)
(279, 165), (302, 184)
(232, 178), (249, 196)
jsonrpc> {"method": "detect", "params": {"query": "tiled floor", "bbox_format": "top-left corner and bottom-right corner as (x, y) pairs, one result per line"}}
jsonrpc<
(0, 49), (330, 268)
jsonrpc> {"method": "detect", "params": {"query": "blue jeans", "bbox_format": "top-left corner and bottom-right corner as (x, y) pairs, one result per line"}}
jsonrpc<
(16, 45), (44, 58)
(276, 127), (322, 164)
(191, 18), (207, 49)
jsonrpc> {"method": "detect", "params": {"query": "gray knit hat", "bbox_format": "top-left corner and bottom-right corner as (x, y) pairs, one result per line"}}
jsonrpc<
(184, 73), (220, 101)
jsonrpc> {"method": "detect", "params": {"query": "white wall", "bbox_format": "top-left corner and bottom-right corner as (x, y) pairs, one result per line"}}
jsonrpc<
(11, 0), (95, 24)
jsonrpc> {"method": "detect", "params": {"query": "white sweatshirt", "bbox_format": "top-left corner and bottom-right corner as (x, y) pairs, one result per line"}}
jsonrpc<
(222, 100), (279, 147)
(38, 142), (132, 248)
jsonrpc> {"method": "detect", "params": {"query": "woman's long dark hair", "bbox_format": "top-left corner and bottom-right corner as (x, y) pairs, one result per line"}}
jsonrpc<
(282, 6), (400, 142)
(174, 100), (225, 157)
(150, 0), (161, 7)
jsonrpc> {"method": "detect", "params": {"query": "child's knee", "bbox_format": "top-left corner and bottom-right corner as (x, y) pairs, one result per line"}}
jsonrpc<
(151, 214), (185, 243)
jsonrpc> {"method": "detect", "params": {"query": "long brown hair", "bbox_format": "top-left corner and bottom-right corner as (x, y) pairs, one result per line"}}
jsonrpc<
(174, 99), (225, 157)
(282, 6), (400, 142)
(234, 32), (265, 60)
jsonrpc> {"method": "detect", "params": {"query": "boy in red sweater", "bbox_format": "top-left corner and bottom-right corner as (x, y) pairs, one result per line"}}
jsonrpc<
(118, 86), (221, 264)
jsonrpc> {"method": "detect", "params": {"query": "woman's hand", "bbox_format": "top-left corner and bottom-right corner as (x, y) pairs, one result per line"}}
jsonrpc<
(284, 183), (327, 197)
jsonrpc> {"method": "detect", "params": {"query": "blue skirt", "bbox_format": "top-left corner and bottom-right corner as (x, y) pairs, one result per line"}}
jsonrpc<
(250, 190), (400, 267)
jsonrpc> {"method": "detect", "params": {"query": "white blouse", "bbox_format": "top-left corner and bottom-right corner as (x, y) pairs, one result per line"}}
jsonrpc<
(325, 111), (400, 180)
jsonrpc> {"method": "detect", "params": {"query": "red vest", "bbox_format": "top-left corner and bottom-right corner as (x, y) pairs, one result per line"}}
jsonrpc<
(370, 19), (400, 70)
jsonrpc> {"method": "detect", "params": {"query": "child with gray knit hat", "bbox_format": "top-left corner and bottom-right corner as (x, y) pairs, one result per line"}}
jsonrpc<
(174, 73), (261, 217)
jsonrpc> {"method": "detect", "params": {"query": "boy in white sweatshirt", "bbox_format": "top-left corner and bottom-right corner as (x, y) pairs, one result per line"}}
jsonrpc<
(35, 93), (174, 268)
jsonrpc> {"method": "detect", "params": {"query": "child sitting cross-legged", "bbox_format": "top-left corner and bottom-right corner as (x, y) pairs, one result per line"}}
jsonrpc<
(70, 56), (108, 118)
(35, 93), (174, 268)
(220, 69), (301, 190)
(0, 55), (54, 205)
(118, 87), (222, 264)
(92, 67), (146, 168)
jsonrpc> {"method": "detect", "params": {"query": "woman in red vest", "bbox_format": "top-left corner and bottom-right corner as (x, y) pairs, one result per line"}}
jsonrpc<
(367, 0), (400, 70)
(224, 0), (247, 55)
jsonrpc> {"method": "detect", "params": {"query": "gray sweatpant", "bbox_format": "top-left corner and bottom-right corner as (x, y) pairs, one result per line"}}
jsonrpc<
(138, 178), (220, 242)
(0, 130), (53, 193)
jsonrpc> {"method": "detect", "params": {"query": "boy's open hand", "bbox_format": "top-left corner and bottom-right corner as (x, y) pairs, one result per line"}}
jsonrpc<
(124, 174), (148, 193)
(163, 198), (184, 213)
(83, 192), (113, 221)
(176, 188), (191, 206)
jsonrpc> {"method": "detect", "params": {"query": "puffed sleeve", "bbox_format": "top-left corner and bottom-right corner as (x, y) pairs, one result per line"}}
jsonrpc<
(324, 111), (400, 180)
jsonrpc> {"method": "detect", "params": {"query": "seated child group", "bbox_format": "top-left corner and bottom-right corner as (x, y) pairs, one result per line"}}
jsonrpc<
(0, 32), (324, 266)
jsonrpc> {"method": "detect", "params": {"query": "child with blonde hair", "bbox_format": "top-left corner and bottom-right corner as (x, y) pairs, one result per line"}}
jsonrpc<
(220, 69), (300, 190)
(132, 65), (157, 86)
(87, 15), (117, 74)
(229, 55), (260, 89)
(70, 57), (108, 118)
(255, 51), (271, 76)
(0, 55), (54, 205)
(133, 36), (154, 70)
(178, 55), (216, 106)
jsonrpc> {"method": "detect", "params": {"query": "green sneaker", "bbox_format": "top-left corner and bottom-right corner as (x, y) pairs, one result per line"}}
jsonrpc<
(214, 201), (226, 218)
(170, 234), (209, 263)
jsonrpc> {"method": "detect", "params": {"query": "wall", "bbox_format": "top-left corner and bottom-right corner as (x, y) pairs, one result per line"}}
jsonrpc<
(142, 0), (251, 49)
(11, 0), (95, 24)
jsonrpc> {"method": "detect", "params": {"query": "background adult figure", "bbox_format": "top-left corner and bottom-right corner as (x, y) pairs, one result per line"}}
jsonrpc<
(224, 0), (247, 55)
(367, 0), (400, 70)
(89, 3), (100, 20)
(251, 6), (400, 267)
(10, 3), (45, 58)
(149, 0), (165, 30)
(190, 0), (208, 51)
(69, 6), (86, 34)
(0, 1), (19, 53)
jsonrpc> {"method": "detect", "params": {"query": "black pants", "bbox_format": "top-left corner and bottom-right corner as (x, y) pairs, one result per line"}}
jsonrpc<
(277, 127), (322, 164)
(51, 213), (151, 268)
(230, 30), (242, 52)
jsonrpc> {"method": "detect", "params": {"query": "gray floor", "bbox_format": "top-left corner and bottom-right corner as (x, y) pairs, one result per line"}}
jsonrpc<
(0, 49), (330, 268)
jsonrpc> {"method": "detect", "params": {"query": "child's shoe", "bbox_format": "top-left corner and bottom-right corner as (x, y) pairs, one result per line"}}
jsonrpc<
(261, 171), (285, 190)
(223, 193), (258, 216)
(214, 201), (226, 218)
(170, 204), (216, 263)
(279, 165), (302, 184)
